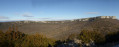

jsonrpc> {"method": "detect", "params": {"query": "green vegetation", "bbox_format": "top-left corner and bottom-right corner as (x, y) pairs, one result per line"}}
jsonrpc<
(106, 31), (119, 43)
(78, 30), (105, 44)
(0, 30), (9, 47)
(0, 27), (56, 47)
(1, 18), (119, 47)
(1, 28), (119, 47)
(15, 34), (55, 47)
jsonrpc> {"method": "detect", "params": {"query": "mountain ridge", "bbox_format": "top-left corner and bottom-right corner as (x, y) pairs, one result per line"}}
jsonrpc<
(0, 16), (119, 40)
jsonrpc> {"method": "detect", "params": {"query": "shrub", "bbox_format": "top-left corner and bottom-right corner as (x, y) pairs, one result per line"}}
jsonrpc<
(0, 30), (9, 47)
(17, 34), (56, 47)
(106, 31), (119, 42)
(78, 30), (105, 44)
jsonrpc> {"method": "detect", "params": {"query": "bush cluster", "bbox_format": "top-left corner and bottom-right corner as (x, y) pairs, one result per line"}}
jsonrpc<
(0, 28), (55, 47)
(77, 30), (105, 44)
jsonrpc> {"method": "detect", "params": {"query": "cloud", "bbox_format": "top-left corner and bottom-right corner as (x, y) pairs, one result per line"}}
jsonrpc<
(86, 12), (99, 14)
(22, 13), (33, 17)
(38, 18), (51, 19)
(0, 16), (9, 19)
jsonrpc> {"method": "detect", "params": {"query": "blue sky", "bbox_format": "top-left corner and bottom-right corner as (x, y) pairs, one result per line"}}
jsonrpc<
(0, 0), (119, 21)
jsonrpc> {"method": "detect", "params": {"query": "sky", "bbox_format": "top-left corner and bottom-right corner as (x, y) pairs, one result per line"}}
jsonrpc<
(0, 0), (119, 22)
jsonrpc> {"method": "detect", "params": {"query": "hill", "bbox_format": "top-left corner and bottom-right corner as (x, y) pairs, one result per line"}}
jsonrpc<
(0, 17), (119, 40)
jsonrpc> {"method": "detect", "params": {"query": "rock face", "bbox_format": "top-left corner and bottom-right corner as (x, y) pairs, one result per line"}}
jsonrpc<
(72, 16), (117, 21)
(13, 16), (117, 24)
(96, 16), (116, 19)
